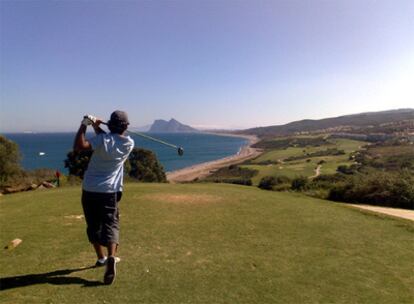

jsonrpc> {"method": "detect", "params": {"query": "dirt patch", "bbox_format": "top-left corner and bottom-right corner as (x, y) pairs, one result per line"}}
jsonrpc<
(140, 193), (223, 204)
(64, 215), (84, 220)
(349, 205), (414, 222)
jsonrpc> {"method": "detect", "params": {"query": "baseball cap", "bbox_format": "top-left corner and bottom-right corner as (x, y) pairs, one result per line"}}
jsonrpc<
(108, 110), (130, 125)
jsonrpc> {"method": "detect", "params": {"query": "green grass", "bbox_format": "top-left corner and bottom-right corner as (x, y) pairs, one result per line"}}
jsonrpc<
(243, 155), (352, 185)
(242, 162), (317, 184)
(1, 184), (414, 303)
(252, 146), (314, 163)
(253, 138), (365, 164)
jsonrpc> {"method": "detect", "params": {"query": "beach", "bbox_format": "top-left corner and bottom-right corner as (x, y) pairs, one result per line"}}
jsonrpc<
(167, 134), (262, 182)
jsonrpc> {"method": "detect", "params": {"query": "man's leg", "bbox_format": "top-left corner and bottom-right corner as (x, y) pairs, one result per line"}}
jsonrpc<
(107, 242), (117, 257)
(93, 242), (106, 259)
(102, 193), (120, 285)
(82, 191), (105, 265)
(104, 243), (118, 284)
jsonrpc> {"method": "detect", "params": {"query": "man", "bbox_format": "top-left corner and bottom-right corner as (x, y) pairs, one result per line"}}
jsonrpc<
(73, 110), (134, 285)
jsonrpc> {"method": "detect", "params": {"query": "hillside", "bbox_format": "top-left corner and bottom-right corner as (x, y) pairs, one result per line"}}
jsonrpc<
(1, 183), (414, 303)
(149, 118), (198, 133)
(239, 109), (414, 137)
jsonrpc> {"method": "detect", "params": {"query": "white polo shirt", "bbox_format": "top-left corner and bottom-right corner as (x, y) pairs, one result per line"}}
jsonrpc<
(83, 133), (134, 193)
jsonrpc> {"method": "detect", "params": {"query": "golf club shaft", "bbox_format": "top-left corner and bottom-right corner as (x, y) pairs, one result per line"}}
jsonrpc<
(127, 130), (179, 149)
(100, 121), (179, 149)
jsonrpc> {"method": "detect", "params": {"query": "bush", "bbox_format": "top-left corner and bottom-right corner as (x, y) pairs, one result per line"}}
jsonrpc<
(255, 160), (278, 165)
(64, 150), (93, 179)
(204, 165), (258, 183)
(253, 137), (329, 150)
(328, 171), (414, 209)
(275, 175), (291, 184)
(291, 176), (308, 191)
(336, 165), (358, 175)
(217, 178), (253, 186)
(64, 147), (167, 183)
(128, 148), (167, 182)
(0, 135), (22, 184)
(258, 176), (277, 190)
(258, 175), (291, 190)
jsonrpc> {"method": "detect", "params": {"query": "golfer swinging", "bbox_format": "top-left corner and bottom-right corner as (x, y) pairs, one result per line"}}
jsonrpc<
(73, 110), (134, 285)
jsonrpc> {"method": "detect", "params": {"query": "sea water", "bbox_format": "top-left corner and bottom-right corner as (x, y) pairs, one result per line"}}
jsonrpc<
(4, 132), (248, 173)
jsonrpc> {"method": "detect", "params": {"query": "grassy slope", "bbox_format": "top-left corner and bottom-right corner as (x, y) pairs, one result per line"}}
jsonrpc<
(1, 183), (413, 304)
(243, 139), (366, 184)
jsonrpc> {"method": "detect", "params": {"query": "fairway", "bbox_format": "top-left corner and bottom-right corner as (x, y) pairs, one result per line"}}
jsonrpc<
(243, 138), (367, 184)
(1, 184), (413, 303)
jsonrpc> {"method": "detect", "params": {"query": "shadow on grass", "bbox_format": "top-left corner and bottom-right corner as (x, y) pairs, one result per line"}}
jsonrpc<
(0, 266), (103, 290)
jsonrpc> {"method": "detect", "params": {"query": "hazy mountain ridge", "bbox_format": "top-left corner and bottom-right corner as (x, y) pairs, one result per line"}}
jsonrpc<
(239, 109), (414, 137)
(148, 118), (199, 133)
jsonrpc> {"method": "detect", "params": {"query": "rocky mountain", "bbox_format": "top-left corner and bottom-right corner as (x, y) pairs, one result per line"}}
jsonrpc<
(148, 118), (198, 133)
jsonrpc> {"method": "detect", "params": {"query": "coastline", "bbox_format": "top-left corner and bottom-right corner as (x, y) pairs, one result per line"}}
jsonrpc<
(167, 133), (262, 183)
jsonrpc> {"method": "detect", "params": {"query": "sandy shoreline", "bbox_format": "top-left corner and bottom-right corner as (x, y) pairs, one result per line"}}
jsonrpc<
(167, 133), (262, 183)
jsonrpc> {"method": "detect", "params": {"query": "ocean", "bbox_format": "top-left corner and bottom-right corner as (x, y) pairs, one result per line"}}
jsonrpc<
(4, 132), (248, 173)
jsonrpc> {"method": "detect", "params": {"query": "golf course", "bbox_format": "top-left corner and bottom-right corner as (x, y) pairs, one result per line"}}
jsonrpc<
(1, 183), (413, 303)
(241, 138), (366, 185)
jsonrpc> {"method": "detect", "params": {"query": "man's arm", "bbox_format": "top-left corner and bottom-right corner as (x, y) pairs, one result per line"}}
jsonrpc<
(92, 119), (107, 135)
(73, 124), (92, 151)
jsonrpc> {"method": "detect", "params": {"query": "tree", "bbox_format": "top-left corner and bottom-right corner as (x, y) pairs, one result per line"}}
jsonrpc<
(64, 147), (167, 183)
(64, 150), (93, 179)
(0, 135), (21, 183)
(128, 148), (167, 182)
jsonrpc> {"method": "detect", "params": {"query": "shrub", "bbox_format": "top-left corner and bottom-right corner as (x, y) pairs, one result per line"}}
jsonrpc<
(253, 137), (330, 150)
(64, 147), (167, 183)
(258, 176), (277, 190)
(221, 178), (253, 186)
(314, 173), (347, 183)
(328, 171), (414, 210)
(258, 175), (291, 190)
(336, 165), (355, 175)
(0, 135), (22, 184)
(291, 176), (308, 190)
(204, 165), (258, 182)
(275, 175), (291, 184)
(128, 148), (167, 182)
(64, 150), (93, 179)
(255, 160), (278, 165)
(273, 183), (292, 191)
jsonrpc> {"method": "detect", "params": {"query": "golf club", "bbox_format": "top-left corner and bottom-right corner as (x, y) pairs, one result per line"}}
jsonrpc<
(126, 129), (184, 156)
(90, 118), (184, 156)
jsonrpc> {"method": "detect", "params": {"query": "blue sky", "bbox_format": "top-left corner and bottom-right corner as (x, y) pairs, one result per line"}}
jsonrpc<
(1, 0), (413, 132)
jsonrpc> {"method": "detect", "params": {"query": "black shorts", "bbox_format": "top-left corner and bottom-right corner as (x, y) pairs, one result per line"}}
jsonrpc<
(81, 190), (122, 246)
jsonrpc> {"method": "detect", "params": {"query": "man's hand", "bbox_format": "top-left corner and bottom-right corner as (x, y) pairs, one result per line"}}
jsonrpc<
(81, 115), (97, 126)
(92, 118), (104, 127)
(91, 117), (106, 135)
